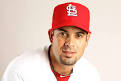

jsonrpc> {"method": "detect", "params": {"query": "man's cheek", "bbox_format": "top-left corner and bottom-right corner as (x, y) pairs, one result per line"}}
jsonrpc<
(58, 40), (65, 46)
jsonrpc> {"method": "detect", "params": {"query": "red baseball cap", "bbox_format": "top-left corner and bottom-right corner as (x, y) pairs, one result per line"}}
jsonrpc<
(48, 2), (91, 42)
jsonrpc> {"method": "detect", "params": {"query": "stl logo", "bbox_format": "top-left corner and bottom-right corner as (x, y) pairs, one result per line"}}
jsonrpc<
(66, 4), (77, 16)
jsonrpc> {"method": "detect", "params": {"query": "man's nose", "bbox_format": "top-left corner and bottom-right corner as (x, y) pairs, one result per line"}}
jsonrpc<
(64, 35), (75, 47)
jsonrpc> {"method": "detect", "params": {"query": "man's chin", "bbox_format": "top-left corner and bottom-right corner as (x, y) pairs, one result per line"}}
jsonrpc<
(59, 57), (77, 66)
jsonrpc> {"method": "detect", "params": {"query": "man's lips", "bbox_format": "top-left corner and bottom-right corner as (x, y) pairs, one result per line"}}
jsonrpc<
(62, 50), (76, 57)
(62, 51), (76, 54)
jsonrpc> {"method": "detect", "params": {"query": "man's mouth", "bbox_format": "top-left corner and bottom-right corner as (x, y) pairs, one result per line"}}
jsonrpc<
(62, 50), (76, 57)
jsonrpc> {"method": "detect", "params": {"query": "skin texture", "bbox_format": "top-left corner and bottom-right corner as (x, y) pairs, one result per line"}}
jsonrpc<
(50, 26), (90, 75)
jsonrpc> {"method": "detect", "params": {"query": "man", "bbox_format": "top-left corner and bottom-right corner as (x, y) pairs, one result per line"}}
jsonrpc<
(1, 2), (101, 81)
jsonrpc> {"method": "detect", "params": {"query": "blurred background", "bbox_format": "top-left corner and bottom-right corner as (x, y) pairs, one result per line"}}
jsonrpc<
(0, 0), (121, 81)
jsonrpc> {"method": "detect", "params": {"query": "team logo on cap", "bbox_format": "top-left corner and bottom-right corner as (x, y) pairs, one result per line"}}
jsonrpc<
(66, 4), (77, 16)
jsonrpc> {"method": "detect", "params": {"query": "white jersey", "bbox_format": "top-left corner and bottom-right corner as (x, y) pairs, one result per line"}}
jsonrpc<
(1, 46), (101, 81)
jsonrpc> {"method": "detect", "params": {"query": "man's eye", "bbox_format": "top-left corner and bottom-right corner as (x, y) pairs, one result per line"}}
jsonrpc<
(77, 33), (84, 37)
(60, 32), (67, 37)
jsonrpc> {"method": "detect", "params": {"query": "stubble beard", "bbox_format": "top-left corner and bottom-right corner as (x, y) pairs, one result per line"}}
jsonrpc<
(59, 55), (78, 66)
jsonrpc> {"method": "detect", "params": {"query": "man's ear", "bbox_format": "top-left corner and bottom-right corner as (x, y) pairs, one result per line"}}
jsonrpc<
(87, 33), (90, 41)
(86, 33), (91, 47)
(50, 31), (54, 43)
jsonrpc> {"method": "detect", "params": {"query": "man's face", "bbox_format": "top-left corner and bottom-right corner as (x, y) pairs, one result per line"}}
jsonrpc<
(51, 26), (89, 66)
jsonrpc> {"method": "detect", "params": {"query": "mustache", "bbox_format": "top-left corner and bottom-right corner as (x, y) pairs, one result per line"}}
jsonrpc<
(62, 45), (76, 52)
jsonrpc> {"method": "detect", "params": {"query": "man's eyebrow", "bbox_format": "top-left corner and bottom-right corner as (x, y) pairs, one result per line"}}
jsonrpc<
(76, 32), (85, 34)
(57, 28), (67, 32)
